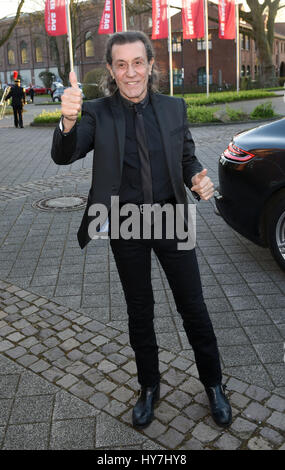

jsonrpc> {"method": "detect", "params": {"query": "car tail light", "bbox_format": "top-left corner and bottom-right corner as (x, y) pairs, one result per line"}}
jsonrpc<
(223, 142), (255, 162)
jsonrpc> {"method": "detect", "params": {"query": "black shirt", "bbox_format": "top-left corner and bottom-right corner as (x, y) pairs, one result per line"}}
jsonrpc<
(118, 92), (175, 204)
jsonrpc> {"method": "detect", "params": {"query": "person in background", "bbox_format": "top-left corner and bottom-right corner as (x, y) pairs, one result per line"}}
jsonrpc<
(29, 84), (35, 104)
(5, 78), (26, 128)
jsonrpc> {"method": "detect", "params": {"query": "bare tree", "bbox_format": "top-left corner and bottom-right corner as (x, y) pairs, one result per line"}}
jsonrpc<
(90, 0), (152, 17)
(240, 0), (285, 85)
(49, 0), (100, 85)
(0, 0), (25, 47)
(24, 0), (100, 86)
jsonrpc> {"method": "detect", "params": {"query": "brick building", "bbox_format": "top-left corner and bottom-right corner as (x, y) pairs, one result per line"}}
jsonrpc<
(153, 4), (285, 92)
(0, 1), (284, 91)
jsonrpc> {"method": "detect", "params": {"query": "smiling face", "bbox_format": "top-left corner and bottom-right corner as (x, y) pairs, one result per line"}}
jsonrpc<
(107, 40), (154, 103)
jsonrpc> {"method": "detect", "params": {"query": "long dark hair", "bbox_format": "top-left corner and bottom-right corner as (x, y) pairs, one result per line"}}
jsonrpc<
(100, 31), (160, 95)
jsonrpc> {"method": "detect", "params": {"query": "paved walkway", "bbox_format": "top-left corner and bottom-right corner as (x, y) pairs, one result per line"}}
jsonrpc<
(0, 115), (284, 450)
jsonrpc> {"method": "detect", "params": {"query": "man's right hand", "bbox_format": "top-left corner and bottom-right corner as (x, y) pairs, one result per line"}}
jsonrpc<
(61, 71), (83, 132)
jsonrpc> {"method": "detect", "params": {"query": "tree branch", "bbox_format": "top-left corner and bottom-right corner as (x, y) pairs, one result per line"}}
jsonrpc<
(0, 0), (25, 47)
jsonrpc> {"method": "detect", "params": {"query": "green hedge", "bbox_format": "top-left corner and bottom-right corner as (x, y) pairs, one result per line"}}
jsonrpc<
(250, 102), (275, 119)
(180, 89), (276, 106)
(33, 109), (81, 124)
(186, 106), (220, 123)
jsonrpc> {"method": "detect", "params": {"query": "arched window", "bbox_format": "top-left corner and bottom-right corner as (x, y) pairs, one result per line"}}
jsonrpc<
(197, 67), (213, 86)
(85, 32), (94, 57)
(241, 65), (246, 77)
(246, 65), (251, 76)
(7, 44), (15, 65)
(35, 38), (43, 62)
(20, 41), (28, 64)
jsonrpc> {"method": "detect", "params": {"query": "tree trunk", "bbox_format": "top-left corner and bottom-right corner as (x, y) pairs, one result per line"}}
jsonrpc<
(241, 0), (281, 86)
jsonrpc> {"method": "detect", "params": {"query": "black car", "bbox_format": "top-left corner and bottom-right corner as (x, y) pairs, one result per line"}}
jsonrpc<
(215, 118), (285, 271)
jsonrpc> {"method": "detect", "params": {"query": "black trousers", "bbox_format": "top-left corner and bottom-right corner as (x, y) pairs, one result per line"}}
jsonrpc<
(13, 106), (23, 128)
(110, 212), (222, 388)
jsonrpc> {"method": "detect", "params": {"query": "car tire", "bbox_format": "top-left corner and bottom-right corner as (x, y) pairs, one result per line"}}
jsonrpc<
(54, 97), (60, 102)
(265, 190), (285, 272)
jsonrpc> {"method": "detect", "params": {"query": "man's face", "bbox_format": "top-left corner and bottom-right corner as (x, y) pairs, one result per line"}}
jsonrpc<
(107, 41), (154, 103)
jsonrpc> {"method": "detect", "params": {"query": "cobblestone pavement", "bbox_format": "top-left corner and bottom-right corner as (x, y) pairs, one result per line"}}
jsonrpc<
(0, 121), (284, 450)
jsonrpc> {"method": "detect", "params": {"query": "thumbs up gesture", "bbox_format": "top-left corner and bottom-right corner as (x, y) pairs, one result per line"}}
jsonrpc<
(191, 169), (214, 201)
(61, 71), (83, 132)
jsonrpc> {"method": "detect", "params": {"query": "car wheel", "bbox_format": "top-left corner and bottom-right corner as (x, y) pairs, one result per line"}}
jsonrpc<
(265, 190), (285, 271)
(54, 97), (60, 102)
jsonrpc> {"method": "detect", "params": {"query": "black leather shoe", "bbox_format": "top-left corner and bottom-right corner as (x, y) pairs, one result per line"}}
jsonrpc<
(205, 384), (232, 427)
(132, 383), (160, 429)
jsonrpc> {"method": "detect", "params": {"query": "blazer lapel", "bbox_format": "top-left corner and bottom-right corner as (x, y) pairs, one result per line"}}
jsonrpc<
(109, 91), (126, 173)
(150, 92), (174, 176)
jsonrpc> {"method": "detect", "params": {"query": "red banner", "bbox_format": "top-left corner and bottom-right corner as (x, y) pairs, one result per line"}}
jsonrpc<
(45, 0), (67, 36)
(182, 0), (205, 39)
(219, 0), (236, 39)
(98, 0), (123, 34)
(152, 0), (168, 40)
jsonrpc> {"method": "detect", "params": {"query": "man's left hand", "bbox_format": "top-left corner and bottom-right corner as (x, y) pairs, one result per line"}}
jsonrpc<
(191, 169), (214, 201)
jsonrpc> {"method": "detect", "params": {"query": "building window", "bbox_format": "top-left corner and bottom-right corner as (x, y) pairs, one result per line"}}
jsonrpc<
(197, 67), (213, 86)
(148, 17), (152, 28)
(20, 41), (28, 64)
(173, 68), (183, 86)
(246, 65), (250, 76)
(245, 35), (250, 50)
(85, 31), (94, 57)
(172, 35), (182, 52)
(129, 16), (135, 27)
(241, 65), (245, 77)
(197, 34), (212, 51)
(240, 33), (245, 49)
(7, 44), (15, 64)
(35, 39), (43, 62)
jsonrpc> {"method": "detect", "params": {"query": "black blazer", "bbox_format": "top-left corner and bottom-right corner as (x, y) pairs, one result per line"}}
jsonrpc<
(51, 91), (202, 249)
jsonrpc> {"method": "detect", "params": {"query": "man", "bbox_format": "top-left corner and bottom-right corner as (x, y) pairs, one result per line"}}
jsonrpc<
(29, 84), (35, 104)
(5, 78), (26, 128)
(51, 31), (232, 429)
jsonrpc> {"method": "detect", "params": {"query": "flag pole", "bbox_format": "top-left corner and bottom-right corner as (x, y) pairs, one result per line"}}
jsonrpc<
(204, 0), (209, 97)
(113, 0), (117, 32)
(236, 0), (240, 93)
(167, 0), (173, 96)
(66, 0), (74, 73)
(122, 0), (127, 31)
